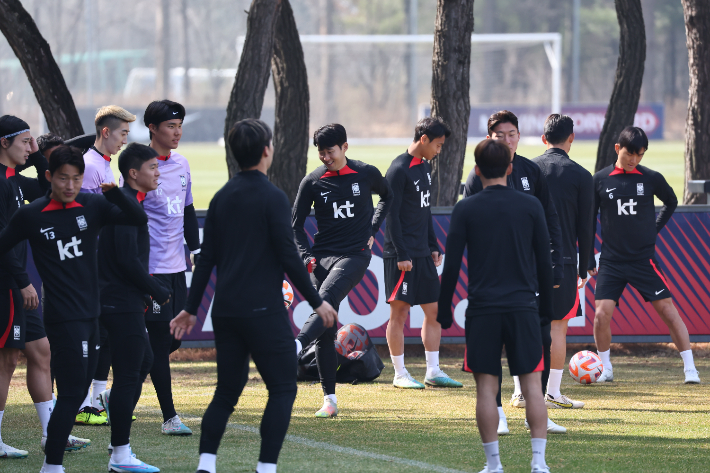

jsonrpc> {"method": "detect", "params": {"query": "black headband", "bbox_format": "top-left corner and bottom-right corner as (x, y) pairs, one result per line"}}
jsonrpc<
(147, 105), (185, 126)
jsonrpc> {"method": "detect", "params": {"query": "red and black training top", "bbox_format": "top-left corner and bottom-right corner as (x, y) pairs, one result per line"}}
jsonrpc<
(0, 187), (147, 323)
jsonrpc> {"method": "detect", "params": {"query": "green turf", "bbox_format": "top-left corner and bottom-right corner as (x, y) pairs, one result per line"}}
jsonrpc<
(5, 355), (710, 472)
(96, 140), (684, 209)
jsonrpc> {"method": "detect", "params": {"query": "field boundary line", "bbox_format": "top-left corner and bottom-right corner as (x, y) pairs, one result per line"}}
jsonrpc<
(177, 413), (470, 473)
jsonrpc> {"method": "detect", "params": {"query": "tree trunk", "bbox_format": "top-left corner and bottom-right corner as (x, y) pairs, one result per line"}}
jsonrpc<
(595, 0), (646, 172)
(0, 0), (83, 138)
(224, 0), (281, 178)
(155, 0), (170, 99)
(268, 0), (309, 204)
(681, 0), (710, 204)
(430, 0), (474, 206)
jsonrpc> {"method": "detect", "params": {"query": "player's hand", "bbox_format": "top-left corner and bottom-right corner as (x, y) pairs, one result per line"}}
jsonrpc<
(588, 268), (598, 277)
(314, 301), (337, 328)
(20, 283), (39, 310)
(431, 251), (443, 267)
(29, 136), (39, 154)
(577, 277), (588, 289)
(397, 260), (413, 271)
(170, 310), (197, 340)
(553, 285), (560, 289)
(161, 295), (171, 306)
(367, 236), (374, 249)
(306, 257), (317, 273)
(100, 182), (117, 193)
(437, 309), (453, 330)
(190, 253), (199, 272)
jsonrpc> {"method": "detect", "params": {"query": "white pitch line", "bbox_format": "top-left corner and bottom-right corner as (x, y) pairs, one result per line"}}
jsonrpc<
(178, 414), (470, 473)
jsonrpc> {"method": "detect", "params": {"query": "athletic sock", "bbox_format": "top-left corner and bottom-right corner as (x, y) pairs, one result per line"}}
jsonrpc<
(497, 406), (506, 421)
(546, 369), (564, 398)
(92, 380), (107, 409)
(79, 390), (92, 411)
(598, 349), (612, 372)
(680, 349), (696, 371)
(256, 461), (277, 473)
(425, 351), (440, 378)
(531, 438), (547, 467)
(111, 443), (131, 464)
(42, 459), (64, 473)
(482, 440), (502, 470)
(34, 400), (53, 437)
(326, 394), (337, 405)
(295, 339), (302, 355)
(197, 453), (217, 473)
(0, 409), (4, 443)
(390, 354), (406, 376)
(513, 376), (522, 397)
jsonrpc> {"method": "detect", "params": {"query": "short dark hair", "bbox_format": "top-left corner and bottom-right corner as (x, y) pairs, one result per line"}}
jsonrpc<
(313, 124), (347, 149)
(617, 126), (648, 154)
(48, 145), (85, 175)
(474, 139), (511, 179)
(37, 133), (64, 154)
(413, 117), (451, 142)
(144, 100), (186, 139)
(0, 115), (30, 146)
(227, 118), (273, 170)
(544, 114), (574, 145)
(118, 142), (159, 179)
(487, 110), (519, 136)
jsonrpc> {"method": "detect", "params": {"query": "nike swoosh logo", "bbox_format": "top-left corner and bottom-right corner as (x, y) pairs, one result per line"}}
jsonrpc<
(321, 192), (330, 196)
(606, 188), (616, 192)
(414, 180), (420, 185)
(656, 289), (665, 295)
(40, 227), (53, 232)
(95, 345), (101, 350)
(535, 292), (540, 296)
(173, 111), (178, 115)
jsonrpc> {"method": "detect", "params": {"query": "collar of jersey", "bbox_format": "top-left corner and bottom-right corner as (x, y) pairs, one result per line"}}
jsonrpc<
(42, 198), (84, 212)
(321, 164), (357, 178)
(409, 156), (423, 167)
(157, 152), (171, 161)
(91, 146), (111, 162)
(4, 166), (14, 178)
(121, 183), (147, 203)
(609, 165), (642, 176)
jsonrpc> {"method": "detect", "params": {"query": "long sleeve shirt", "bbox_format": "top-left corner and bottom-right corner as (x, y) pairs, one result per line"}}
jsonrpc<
(186, 170), (323, 318)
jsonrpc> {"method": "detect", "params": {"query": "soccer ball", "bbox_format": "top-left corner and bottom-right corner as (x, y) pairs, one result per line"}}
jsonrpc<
(282, 280), (294, 308)
(569, 350), (604, 384)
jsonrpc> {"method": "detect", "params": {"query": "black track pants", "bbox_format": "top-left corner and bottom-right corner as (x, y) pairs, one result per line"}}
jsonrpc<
(145, 320), (177, 422)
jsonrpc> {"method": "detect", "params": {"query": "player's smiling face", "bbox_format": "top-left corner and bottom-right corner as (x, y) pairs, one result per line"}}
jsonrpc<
(318, 143), (348, 171)
(47, 164), (83, 203)
(103, 122), (130, 156)
(615, 144), (645, 171)
(488, 122), (520, 159)
(134, 157), (161, 192)
(1, 131), (33, 166)
(151, 119), (183, 151)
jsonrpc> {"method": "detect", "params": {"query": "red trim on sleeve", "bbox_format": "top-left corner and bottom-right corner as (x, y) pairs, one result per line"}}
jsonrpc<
(609, 166), (642, 176)
(41, 199), (84, 212)
(387, 270), (407, 303)
(5, 167), (15, 178)
(0, 290), (15, 347)
(409, 157), (423, 167)
(562, 289), (581, 320)
(321, 165), (358, 178)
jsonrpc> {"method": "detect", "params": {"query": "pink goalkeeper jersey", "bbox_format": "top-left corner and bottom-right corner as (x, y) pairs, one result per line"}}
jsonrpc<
(81, 147), (116, 193)
(143, 151), (193, 274)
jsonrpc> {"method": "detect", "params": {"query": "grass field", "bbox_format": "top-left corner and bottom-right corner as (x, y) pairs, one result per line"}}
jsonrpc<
(96, 140), (686, 209)
(5, 352), (710, 472)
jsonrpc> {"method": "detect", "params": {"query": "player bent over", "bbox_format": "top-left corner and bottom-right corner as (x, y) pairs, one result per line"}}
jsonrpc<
(588, 126), (699, 384)
(380, 117), (461, 389)
(0, 145), (147, 473)
(0, 117), (89, 459)
(170, 119), (337, 473)
(292, 124), (392, 417)
(439, 139), (553, 473)
(97, 143), (173, 472)
(532, 114), (594, 409)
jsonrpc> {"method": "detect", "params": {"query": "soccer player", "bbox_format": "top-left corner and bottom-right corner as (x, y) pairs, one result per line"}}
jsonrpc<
(0, 117), (90, 459)
(588, 126), (699, 384)
(141, 99), (200, 435)
(36, 133), (64, 162)
(77, 106), (137, 426)
(463, 110), (564, 435)
(439, 139), (553, 473)
(292, 123), (392, 417)
(0, 145), (147, 473)
(170, 118), (337, 473)
(380, 117), (462, 389)
(96, 142), (171, 472)
(532, 114), (593, 409)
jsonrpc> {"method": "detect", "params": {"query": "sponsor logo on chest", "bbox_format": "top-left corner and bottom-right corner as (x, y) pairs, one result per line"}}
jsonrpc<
(76, 215), (88, 231)
(637, 183), (644, 195)
(617, 199), (638, 215)
(521, 177), (530, 191)
(352, 183), (360, 196)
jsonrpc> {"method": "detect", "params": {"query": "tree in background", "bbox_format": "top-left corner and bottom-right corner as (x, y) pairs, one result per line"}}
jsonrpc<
(595, 0), (645, 172)
(681, 0), (710, 204)
(429, 0), (474, 206)
(0, 0), (83, 138)
(269, 0), (310, 203)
